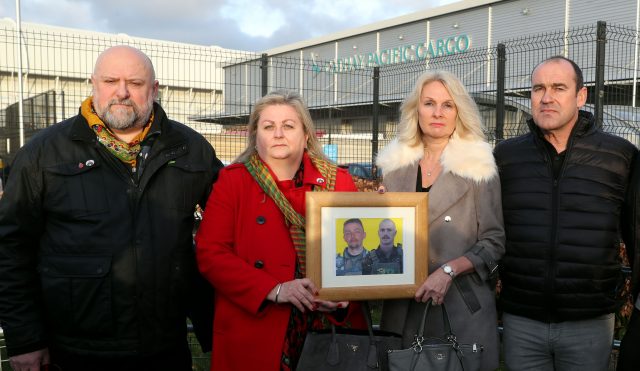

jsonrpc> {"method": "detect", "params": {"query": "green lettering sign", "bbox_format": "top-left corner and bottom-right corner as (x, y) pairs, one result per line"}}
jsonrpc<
(310, 34), (471, 74)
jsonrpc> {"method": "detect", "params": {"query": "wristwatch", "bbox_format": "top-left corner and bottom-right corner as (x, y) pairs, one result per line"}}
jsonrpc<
(441, 263), (455, 278)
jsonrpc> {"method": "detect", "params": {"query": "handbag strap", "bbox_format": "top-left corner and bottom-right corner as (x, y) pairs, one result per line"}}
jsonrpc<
(361, 301), (376, 339)
(329, 302), (376, 337)
(361, 301), (381, 368)
(328, 302), (380, 368)
(416, 299), (455, 340)
(410, 301), (471, 371)
(329, 302), (376, 336)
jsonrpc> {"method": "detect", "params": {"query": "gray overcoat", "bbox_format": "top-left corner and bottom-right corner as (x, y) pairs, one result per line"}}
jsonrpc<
(376, 134), (505, 371)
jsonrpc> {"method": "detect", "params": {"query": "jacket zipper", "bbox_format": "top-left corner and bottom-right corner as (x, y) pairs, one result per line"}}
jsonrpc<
(542, 133), (576, 320)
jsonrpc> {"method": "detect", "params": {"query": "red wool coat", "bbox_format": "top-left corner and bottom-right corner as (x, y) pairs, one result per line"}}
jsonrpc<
(195, 155), (359, 371)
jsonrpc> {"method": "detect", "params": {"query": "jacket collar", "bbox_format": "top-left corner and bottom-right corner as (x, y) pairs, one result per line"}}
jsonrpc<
(429, 172), (470, 223)
(375, 160), (471, 224)
(376, 132), (497, 183)
(527, 109), (596, 140)
(301, 151), (328, 188)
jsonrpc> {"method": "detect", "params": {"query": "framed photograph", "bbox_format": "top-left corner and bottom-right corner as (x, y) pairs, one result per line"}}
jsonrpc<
(305, 192), (428, 301)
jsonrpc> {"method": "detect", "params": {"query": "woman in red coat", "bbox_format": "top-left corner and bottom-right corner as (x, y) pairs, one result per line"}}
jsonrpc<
(195, 90), (362, 371)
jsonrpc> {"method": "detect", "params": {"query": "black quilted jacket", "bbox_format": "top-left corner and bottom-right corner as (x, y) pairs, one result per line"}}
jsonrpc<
(495, 111), (637, 322)
(0, 103), (222, 357)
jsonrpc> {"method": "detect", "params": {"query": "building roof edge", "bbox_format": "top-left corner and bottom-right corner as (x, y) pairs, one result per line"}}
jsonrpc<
(263, 0), (503, 55)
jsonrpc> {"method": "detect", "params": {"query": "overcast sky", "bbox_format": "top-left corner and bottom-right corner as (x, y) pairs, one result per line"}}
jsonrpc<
(0, 0), (459, 51)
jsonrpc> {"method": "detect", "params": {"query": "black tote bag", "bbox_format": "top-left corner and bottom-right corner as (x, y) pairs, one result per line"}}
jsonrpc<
(297, 302), (402, 370)
(387, 300), (483, 371)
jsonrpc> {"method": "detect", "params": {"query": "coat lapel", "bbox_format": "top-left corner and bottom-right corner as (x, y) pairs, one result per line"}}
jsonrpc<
(383, 163), (419, 192)
(428, 172), (470, 224)
(382, 162), (471, 224)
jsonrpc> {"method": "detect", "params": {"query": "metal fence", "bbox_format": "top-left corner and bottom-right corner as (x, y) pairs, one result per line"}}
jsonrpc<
(2, 21), (640, 176)
(194, 21), (640, 176)
(1, 18), (639, 366)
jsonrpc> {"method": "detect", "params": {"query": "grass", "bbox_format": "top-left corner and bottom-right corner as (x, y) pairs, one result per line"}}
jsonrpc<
(188, 331), (211, 371)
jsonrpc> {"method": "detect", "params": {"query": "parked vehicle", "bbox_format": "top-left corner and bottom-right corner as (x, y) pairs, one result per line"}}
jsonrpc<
(340, 162), (382, 180)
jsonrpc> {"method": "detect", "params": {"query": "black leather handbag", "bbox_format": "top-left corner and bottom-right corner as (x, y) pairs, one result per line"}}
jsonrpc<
(387, 300), (483, 371)
(297, 302), (402, 370)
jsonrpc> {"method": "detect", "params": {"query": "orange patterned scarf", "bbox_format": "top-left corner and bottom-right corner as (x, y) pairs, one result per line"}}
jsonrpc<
(80, 97), (153, 166)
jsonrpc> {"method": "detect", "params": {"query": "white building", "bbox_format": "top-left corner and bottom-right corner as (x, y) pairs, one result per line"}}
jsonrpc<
(0, 18), (254, 160)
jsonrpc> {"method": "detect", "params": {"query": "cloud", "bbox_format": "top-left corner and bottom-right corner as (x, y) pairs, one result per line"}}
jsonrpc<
(310, 0), (386, 23)
(1, 0), (461, 51)
(11, 0), (106, 32)
(220, 0), (285, 38)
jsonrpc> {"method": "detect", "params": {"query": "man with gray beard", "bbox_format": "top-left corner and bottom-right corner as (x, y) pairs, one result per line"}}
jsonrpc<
(0, 45), (223, 371)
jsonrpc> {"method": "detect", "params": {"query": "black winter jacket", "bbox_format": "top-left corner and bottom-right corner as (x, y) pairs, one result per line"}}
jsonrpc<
(0, 103), (223, 357)
(495, 111), (636, 322)
(623, 156), (640, 303)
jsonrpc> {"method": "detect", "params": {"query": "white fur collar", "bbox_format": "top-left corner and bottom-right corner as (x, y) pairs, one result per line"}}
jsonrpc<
(376, 133), (497, 183)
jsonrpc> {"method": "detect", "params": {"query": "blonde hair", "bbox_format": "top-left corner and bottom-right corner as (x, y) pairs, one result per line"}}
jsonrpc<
(234, 90), (327, 163)
(396, 70), (485, 147)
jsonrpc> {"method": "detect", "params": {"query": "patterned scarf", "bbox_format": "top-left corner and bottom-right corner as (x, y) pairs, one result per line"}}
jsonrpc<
(80, 97), (153, 166)
(244, 152), (336, 276)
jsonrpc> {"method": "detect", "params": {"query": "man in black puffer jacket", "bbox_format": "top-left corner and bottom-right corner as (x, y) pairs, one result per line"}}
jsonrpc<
(495, 56), (637, 371)
(0, 46), (223, 371)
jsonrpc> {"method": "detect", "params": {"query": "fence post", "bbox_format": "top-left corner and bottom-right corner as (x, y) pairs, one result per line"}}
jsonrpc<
(371, 67), (380, 179)
(60, 90), (65, 119)
(595, 21), (607, 129)
(496, 43), (506, 142)
(261, 53), (268, 97)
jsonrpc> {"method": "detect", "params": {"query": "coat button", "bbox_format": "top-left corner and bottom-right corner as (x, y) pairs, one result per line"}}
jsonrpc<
(254, 260), (264, 269)
(444, 216), (452, 222)
(256, 216), (266, 224)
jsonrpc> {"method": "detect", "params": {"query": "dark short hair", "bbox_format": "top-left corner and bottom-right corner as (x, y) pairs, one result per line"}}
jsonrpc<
(533, 56), (584, 92)
(343, 218), (364, 229)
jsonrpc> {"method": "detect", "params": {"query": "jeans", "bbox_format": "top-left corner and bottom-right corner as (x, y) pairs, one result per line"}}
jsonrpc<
(502, 312), (614, 371)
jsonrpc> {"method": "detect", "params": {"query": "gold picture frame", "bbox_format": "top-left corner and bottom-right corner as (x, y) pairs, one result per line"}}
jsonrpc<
(306, 192), (428, 301)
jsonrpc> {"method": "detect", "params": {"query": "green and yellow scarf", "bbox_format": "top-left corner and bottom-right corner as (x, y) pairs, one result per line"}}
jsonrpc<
(244, 152), (337, 275)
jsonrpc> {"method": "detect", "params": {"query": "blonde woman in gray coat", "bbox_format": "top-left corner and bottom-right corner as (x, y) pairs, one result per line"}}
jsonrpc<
(377, 70), (505, 371)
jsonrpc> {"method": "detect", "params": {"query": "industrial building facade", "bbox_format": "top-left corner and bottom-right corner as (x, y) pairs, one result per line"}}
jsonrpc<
(220, 0), (640, 112)
(2, 0), (640, 166)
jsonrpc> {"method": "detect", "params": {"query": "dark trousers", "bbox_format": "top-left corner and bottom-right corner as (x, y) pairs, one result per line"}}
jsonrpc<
(618, 307), (640, 371)
(48, 342), (192, 371)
